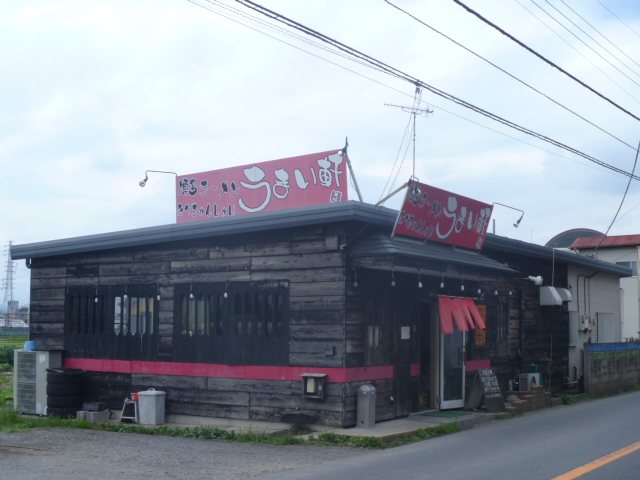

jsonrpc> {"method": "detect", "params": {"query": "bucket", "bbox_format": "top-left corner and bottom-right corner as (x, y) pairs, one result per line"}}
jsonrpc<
(24, 340), (36, 351)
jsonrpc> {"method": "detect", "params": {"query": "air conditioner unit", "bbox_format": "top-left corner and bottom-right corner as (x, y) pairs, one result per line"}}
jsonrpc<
(14, 350), (62, 415)
(519, 373), (541, 391)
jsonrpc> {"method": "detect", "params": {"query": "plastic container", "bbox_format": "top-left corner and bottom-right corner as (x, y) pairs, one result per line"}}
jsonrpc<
(137, 388), (166, 425)
(23, 340), (36, 351)
(356, 384), (376, 428)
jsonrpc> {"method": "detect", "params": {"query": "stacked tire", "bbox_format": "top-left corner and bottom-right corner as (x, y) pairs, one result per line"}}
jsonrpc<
(46, 368), (85, 417)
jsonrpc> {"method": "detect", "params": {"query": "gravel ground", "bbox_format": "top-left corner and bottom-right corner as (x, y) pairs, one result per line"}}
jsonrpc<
(0, 428), (365, 480)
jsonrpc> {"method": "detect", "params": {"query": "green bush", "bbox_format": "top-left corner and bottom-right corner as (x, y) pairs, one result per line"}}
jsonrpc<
(0, 345), (14, 366)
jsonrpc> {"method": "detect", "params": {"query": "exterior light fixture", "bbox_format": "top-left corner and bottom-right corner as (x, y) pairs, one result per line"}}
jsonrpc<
(440, 273), (445, 289)
(138, 169), (178, 188)
(527, 275), (543, 286)
(223, 281), (228, 299)
(390, 269), (396, 287)
(460, 281), (465, 292)
(417, 271), (423, 289)
(353, 269), (358, 288)
(301, 373), (327, 399)
(493, 202), (525, 229)
(494, 289), (499, 296)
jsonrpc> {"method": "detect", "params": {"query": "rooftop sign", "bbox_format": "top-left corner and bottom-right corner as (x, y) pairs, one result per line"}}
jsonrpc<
(393, 180), (493, 250)
(176, 149), (349, 223)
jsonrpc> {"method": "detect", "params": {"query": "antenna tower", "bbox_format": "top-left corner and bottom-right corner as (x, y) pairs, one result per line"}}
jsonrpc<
(2, 241), (16, 327)
(385, 87), (433, 177)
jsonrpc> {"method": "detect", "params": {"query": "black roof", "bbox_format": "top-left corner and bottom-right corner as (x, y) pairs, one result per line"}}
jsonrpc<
(348, 233), (516, 274)
(483, 234), (630, 275)
(10, 201), (631, 277)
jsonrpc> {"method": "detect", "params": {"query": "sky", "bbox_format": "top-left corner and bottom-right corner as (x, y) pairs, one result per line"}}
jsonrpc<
(2, 0), (640, 307)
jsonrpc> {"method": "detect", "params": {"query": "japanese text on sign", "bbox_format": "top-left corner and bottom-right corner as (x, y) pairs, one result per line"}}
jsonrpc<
(393, 180), (493, 250)
(176, 149), (349, 223)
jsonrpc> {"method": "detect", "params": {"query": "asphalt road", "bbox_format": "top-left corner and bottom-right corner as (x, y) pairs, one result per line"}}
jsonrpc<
(255, 390), (640, 480)
(1, 391), (639, 480)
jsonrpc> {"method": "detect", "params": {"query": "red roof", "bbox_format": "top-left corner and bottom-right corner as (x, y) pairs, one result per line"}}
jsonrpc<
(571, 234), (640, 249)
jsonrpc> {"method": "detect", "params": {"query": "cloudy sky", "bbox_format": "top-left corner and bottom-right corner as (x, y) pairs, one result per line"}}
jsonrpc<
(3, 0), (640, 306)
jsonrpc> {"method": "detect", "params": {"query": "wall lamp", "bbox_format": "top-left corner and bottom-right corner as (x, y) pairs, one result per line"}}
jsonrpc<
(139, 169), (177, 187)
(493, 202), (525, 228)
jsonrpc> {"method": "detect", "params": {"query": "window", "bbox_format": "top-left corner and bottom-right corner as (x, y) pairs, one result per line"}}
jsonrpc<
(364, 295), (388, 365)
(65, 288), (103, 336)
(179, 294), (212, 336)
(177, 282), (287, 340)
(174, 281), (289, 364)
(114, 294), (155, 337)
(65, 285), (159, 360)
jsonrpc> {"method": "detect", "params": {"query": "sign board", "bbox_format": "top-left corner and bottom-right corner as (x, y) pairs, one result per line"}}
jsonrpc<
(176, 149), (349, 223)
(393, 180), (493, 250)
(465, 368), (505, 412)
(475, 305), (487, 346)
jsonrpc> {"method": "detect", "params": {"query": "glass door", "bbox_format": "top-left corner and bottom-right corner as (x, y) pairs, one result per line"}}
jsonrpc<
(440, 330), (465, 409)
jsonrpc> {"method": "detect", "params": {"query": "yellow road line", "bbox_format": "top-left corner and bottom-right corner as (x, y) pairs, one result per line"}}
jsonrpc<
(552, 441), (640, 480)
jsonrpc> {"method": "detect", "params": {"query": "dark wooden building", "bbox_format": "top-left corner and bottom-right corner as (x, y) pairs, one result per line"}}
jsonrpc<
(11, 202), (629, 426)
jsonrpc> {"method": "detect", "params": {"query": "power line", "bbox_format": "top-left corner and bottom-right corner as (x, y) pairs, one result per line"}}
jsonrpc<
(593, 139), (640, 257)
(558, 0), (640, 75)
(532, 0), (640, 87)
(384, 0), (638, 152)
(230, 0), (640, 181)
(379, 98), (415, 203)
(451, 0), (640, 123)
(596, 0), (640, 41)
(515, 0), (640, 106)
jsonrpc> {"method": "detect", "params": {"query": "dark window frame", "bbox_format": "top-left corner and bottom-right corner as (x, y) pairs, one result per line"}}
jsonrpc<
(64, 285), (159, 360)
(173, 281), (289, 365)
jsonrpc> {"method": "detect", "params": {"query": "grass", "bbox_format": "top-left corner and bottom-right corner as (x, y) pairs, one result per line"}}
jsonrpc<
(0, 336), (24, 406)
(0, 404), (462, 449)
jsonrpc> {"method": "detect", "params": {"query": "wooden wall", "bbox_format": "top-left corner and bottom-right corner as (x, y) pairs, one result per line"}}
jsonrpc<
(474, 261), (570, 393)
(28, 223), (351, 425)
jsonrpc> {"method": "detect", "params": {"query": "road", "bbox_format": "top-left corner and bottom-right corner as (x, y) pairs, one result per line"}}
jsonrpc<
(1, 391), (639, 479)
(256, 390), (640, 480)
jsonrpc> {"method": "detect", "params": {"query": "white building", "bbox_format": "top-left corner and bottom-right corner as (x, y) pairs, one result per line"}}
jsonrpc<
(571, 235), (640, 341)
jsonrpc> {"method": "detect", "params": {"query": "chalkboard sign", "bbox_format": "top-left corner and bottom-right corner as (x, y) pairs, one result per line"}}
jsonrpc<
(465, 368), (505, 413)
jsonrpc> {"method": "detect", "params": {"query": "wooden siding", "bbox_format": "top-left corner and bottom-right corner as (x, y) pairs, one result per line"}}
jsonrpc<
(28, 224), (349, 425)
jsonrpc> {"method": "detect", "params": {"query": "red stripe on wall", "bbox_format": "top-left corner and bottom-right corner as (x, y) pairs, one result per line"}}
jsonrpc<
(465, 358), (490, 372)
(63, 358), (394, 383)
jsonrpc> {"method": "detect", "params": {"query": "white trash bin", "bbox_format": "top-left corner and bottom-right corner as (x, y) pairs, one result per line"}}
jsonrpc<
(138, 388), (166, 425)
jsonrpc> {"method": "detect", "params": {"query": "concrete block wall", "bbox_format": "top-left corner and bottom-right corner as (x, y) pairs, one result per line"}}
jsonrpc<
(584, 343), (640, 394)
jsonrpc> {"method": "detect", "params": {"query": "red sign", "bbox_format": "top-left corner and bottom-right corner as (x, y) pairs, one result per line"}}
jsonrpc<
(176, 149), (349, 222)
(394, 180), (493, 250)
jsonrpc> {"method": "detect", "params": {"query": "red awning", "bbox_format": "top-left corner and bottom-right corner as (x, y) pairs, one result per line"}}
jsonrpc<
(438, 295), (486, 334)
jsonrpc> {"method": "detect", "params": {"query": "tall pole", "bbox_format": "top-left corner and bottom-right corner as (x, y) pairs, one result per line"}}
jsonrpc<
(385, 87), (433, 179)
(2, 241), (16, 327)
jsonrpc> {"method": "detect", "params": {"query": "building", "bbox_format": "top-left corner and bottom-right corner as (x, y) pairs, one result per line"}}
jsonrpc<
(570, 235), (640, 341)
(11, 202), (630, 426)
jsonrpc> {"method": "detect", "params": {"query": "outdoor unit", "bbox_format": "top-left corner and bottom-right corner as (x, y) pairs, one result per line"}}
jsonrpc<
(519, 373), (541, 391)
(13, 350), (62, 415)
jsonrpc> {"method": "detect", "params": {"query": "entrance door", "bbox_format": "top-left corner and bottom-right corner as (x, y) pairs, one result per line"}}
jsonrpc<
(440, 330), (465, 409)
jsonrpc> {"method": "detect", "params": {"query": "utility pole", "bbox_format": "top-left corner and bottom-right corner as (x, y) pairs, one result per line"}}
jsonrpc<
(2, 241), (16, 327)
